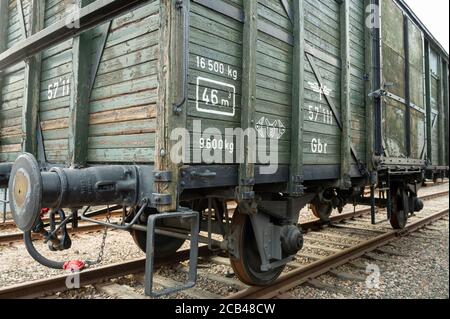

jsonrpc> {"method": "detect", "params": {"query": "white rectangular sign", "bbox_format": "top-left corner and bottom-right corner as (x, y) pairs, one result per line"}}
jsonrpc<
(196, 77), (236, 117)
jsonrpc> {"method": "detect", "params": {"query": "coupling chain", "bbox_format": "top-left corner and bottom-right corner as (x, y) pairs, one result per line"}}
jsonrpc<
(86, 206), (111, 267)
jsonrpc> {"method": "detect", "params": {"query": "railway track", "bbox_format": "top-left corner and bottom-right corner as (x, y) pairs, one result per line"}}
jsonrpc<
(0, 190), (447, 299)
(0, 206), (124, 244)
(1, 190), (447, 245)
(301, 190), (449, 230)
(0, 246), (213, 299)
(229, 207), (449, 299)
(0, 210), (124, 232)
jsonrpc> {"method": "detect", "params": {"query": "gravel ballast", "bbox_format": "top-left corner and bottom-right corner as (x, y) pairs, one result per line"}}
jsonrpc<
(291, 218), (449, 299)
(0, 184), (448, 299)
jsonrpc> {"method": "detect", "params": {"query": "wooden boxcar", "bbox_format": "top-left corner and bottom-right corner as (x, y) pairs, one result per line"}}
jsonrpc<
(0, 0), (448, 295)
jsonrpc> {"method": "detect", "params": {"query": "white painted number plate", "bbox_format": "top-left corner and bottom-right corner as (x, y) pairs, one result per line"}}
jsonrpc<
(196, 77), (236, 117)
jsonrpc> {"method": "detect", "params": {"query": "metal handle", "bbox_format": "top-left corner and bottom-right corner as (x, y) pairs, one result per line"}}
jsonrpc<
(190, 170), (217, 178)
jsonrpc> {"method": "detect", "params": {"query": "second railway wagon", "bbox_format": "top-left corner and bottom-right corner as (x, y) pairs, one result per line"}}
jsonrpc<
(0, 0), (448, 296)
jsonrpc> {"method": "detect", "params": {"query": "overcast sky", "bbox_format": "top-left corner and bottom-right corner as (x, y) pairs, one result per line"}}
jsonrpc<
(404, 0), (449, 54)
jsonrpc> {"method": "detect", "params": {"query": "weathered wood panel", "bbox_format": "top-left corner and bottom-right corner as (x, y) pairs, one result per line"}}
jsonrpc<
(408, 20), (426, 159)
(255, 0), (293, 165)
(87, 0), (159, 164)
(303, 0), (342, 166)
(187, 0), (294, 166)
(381, 0), (406, 158)
(1, 0), (160, 165)
(429, 49), (440, 165)
(38, 0), (76, 163)
(349, 0), (366, 162)
(0, 0), (31, 162)
(187, 0), (243, 163)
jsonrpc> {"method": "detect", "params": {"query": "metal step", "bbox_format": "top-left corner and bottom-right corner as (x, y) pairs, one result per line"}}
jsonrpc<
(144, 210), (200, 298)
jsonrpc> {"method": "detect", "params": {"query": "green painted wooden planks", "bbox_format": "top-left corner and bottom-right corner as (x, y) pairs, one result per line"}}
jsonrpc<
(87, 1), (160, 164)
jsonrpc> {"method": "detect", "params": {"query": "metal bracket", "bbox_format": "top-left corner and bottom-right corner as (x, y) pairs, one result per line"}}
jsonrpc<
(292, 185), (304, 196)
(240, 178), (256, 201)
(151, 193), (172, 206)
(153, 171), (172, 183)
(144, 210), (199, 297)
(240, 178), (255, 187)
(356, 160), (369, 177)
(190, 170), (217, 179)
(172, 0), (189, 116)
(89, 21), (112, 96)
(261, 256), (294, 272)
(291, 175), (304, 195)
(341, 174), (352, 189)
(292, 175), (304, 184)
(36, 116), (48, 168)
(241, 191), (255, 200)
(368, 88), (387, 99)
(249, 213), (296, 271)
(370, 171), (378, 186)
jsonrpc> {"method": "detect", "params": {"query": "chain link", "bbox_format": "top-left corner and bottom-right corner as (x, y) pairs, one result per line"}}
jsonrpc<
(87, 206), (111, 267)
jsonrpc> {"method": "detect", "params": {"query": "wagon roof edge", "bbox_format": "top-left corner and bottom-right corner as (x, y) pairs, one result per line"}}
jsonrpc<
(396, 0), (449, 60)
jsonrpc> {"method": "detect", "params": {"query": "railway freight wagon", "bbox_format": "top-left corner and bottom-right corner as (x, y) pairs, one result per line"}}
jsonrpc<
(0, 0), (448, 296)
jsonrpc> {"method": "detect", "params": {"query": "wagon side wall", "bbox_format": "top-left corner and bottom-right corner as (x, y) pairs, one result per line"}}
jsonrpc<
(368, 0), (449, 170)
(0, 0), (160, 166)
(0, 0), (31, 162)
(87, 0), (160, 164)
(425, 45), (449, 168)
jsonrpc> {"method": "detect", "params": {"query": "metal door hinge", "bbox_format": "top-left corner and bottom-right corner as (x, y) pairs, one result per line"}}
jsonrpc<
(151, 193), (172, 205)
(368, 89), (387, 99)
(153, 171), (172, 183)
(240, 178), (255, 187)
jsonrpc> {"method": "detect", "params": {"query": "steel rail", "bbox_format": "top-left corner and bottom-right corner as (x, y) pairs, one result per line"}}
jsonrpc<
(0, 224), (107, 244)
(0, 191), (447, 298)
(227, 208), (449, 299)
(0, 206), (124, 243)
(301, 190), (449, 230)
(0, 207), (447, 299)
(0, 207), (123, 231)
(0, 246), (212, 299)
(1, 191), (448, 244)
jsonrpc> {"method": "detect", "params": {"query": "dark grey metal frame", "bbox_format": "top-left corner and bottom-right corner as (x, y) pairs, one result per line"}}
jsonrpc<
(144, 211), (199, 297)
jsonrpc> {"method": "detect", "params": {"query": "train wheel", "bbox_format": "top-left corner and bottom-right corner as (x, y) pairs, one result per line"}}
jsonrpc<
(229, 212), (285, 286)
(310, 197), (333, 222)
(131, 228), (185, 259)
(128, 206), (186, 258)
(389, 186), (408, 230)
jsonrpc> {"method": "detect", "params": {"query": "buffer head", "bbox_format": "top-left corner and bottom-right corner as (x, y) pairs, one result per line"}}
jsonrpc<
(8, 153), (43, 232)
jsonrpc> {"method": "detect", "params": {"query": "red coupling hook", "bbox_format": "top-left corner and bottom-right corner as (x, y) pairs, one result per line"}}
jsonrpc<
(63, 260), (86, 272)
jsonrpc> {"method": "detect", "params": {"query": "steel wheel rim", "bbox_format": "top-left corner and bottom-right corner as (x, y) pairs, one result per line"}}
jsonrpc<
(390, 186), (408, 230)
(230, 212), (285, 286)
